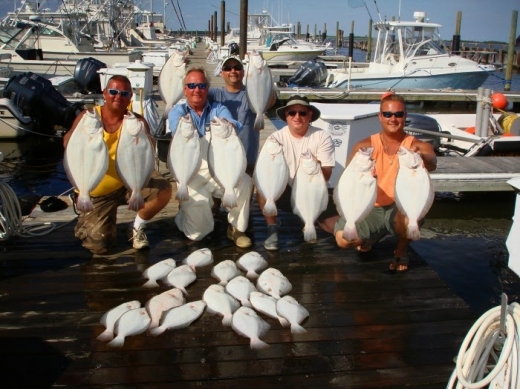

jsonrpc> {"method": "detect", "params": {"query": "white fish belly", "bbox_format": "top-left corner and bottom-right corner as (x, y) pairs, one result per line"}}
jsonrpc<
(158, 49), (186, 116)
(245, 52), (273, 130)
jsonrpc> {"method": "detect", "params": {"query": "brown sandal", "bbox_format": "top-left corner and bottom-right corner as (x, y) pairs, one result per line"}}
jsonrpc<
(389, 255), (409, 273)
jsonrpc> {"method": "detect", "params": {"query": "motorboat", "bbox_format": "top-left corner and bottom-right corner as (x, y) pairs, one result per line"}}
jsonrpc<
(291, 11), (495, 90)
(253, 31), (328, 63)
(0, 98), (34, 138)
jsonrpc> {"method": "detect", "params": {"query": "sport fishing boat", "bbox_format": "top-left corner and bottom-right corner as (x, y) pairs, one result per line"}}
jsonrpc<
(291, 11), (495, 90)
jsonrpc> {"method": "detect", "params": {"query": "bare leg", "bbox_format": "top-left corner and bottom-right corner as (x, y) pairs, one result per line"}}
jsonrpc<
(318, 215), (340, 234)
(390, 210), (411, 272)
(138, 187), (172, 221)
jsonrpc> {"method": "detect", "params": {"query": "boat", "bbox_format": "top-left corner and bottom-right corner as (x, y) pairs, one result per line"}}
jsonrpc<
(291, 11), (495, 90)
(0, 98), (34, 138)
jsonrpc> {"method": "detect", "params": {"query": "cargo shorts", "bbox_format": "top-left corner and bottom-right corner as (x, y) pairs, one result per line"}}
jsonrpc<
(74, 171), (172, 254)
(333, 204), (398, 243)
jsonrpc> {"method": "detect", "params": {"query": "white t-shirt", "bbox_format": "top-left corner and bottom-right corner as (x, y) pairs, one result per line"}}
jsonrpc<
(270, 125), (335, 186)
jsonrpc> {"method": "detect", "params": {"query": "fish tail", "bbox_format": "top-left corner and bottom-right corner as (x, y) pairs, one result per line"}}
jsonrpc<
(262, 200), (278, 216)
(175, 184), (189, 202)
(149, 319), (159, 329)
(407, 222), (421, 240)
(76, 195), (93, 212)
(303, 224), (317, 242)
(149, 326), (166, 337)
(279, 317), (290, 328)
(222, 191), (238, 209)
(242, 300), (252, 308)
(179, 287), (189, 295)
(163, 102), (174, 118)
(127, 192), (145, 211)
(107, 335), (125, 347)
(96, 330), (114, 341)
(253, 114), (264, 131)
(246, 270), (259, 279)
(290, 324), (307, 334)
(222, 314), (233, 326)
(250, 338), (270, 350)
(142, 279), (159, 288)
(343, 223), (359, 241)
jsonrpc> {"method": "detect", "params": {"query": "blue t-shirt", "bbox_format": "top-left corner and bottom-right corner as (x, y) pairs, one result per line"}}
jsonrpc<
(208, 87), (258, 166)
(167, 100), (242, 138)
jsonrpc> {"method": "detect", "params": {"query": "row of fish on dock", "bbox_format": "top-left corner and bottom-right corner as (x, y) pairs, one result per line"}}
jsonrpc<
(97, 248), (309, 349)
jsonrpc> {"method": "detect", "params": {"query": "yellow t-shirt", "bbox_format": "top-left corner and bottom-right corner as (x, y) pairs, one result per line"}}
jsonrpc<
(89, 106), (125, 197)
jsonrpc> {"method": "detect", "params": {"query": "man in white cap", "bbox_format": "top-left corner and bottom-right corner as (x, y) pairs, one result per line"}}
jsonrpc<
(257, 94), (337, 250)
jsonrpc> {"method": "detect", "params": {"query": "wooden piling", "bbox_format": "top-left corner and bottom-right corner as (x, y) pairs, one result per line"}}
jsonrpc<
(505, 10), (518, 91)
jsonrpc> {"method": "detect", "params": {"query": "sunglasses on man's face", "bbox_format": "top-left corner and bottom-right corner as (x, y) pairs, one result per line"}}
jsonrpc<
(287, 110), (308, 117)
(185, 83), (208, 90)
(381, 111), (406, 118)
(107, 89), (131, 98)
(222, 64), (244, 72)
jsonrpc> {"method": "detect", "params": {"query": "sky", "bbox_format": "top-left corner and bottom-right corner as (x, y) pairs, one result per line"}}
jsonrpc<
(0, 0), (517, 43)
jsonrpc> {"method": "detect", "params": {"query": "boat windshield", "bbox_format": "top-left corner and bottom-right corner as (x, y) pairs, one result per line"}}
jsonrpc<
(400, 25), (448, 57)
(0, 25), (31, 49)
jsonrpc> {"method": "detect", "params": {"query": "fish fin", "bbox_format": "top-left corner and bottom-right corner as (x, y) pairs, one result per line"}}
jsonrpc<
(250, 338), (270, 350)
(149, 326), (166, 337)
(222, 191), (238, 209)
(407, 222), (421, 240)
(175, 184), (189, 202)
(262, 200), (278, 217)
(303, 223), (317, 242)
(279, 317), (291, 328)
(76, 195), (93, 212)
(127, 192), (145, 211)
(290, 323), (307, 334)
(96, 330), (114, 342)
(222, 314), (233, 326)
(342, 223), (359, 241)
(142, 279), (159, 288)
(107, 335), (125, 347)
(253, 114), (264, 131)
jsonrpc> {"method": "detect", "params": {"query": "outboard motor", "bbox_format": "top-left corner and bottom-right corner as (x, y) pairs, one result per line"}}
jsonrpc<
(404, 113), (442, 151)
(288, 60), (328, 87)
(73, 57), (107, 94)
(228, 42), (239, 56)
(3, 72), (82, 134)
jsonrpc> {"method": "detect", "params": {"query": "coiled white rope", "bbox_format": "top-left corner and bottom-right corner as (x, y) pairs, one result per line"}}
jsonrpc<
(0, 182), (64, 241)
(447, 299), (520, 389)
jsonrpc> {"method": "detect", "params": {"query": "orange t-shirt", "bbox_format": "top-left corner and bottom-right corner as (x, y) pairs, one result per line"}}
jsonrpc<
(370, 133), (414, 206)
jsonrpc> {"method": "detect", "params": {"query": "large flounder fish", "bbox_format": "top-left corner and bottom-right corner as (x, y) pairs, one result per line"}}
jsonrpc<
(232, 306), (270, 350)
(149, 300), (206, 336)
(64, 110), (108, 212)
(97, 300), (141, 342)
(395, 147), (434, 240)
(208, 117), (246, 208)
(116, 112), (155, 211)
(107, 307), (151, 348)
(203, 284), (240, 326)
(253, 136), (288, 216)
(244, 50), (273, 130)
(167, 114), (201, 202)
(333, 147), (377, 241)
(291, 150), (328, 242)
(158, 48), (187, 118)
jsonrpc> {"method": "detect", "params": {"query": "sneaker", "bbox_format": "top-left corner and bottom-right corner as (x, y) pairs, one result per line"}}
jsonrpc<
(128, 223), (150, 250)
(263, 224), (279, 251)
(227, 225), (252, 248)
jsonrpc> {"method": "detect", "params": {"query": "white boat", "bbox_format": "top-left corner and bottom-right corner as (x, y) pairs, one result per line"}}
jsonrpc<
(0, 98), (34, 138)
(319, 12), (495, 90)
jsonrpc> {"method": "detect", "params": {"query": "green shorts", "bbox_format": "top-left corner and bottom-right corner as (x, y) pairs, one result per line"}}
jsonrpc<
(334, 204), (397, 242)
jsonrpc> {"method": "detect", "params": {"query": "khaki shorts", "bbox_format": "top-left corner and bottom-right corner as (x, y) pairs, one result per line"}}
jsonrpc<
(74, 171), (171, 254)
(334, 204), (397, 242)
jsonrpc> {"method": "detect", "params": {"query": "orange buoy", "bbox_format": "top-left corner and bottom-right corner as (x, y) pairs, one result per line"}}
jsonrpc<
(381, 91), (394, 100)
(491, 93), (508, 110)
(465, 126), (476, 134)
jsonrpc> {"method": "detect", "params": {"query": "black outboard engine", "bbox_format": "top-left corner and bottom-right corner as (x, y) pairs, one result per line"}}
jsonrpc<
(228, 42), (239, 56)
(73, 57), (106, 94)
(3, 72), (81, 134)
(288, 60), (328, 87)
(404, 113), (442, 151)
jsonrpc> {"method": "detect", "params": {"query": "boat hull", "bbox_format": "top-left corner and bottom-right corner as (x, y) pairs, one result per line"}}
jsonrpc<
(259, 49), (324, 63)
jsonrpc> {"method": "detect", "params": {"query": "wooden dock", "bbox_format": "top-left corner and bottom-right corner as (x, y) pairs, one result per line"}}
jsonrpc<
(0, 44), (508, 388)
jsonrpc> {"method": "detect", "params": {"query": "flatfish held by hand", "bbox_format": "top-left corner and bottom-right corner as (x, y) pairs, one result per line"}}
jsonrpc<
(208, 117), (246, 208)
(236, 251), (268, 279)
(253, 136), (288, 216)
(232, 306), (270, 349)
(97, 300), (141, 341)
(395, 147), (434, 240)
(142, 258), (177, 288)
(211, 259), (240, 286)
(291, 150), (328, 242)
(203, 284), (240, 326)
(182, 248), (213, 268)
(225, 276), (257, 307)
(165, 264), (197, 295)
(158, 48), (186, 117)
(334, 147), (377, 241)
(250, 291), (288, 327)
(116, 112), (155, 211)
(107, 307), (151, 347)
(276, 295), (309, 335)
(145, 288), (185, 329)
(64, 110), (108, 212)
(149, 300), (206, 336)
(256, 268), (292, 300)
(244, 50), (273, 130)
(167, 114), (201, 201)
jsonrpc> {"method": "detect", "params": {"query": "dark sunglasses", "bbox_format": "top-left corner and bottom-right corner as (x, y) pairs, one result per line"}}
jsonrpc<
(107, 89), (131, 97)
(287, 110), (308, 117)
(381, 111), (406, 118)
(222, 64), (244, 71)
(185, 83), (208, 90)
